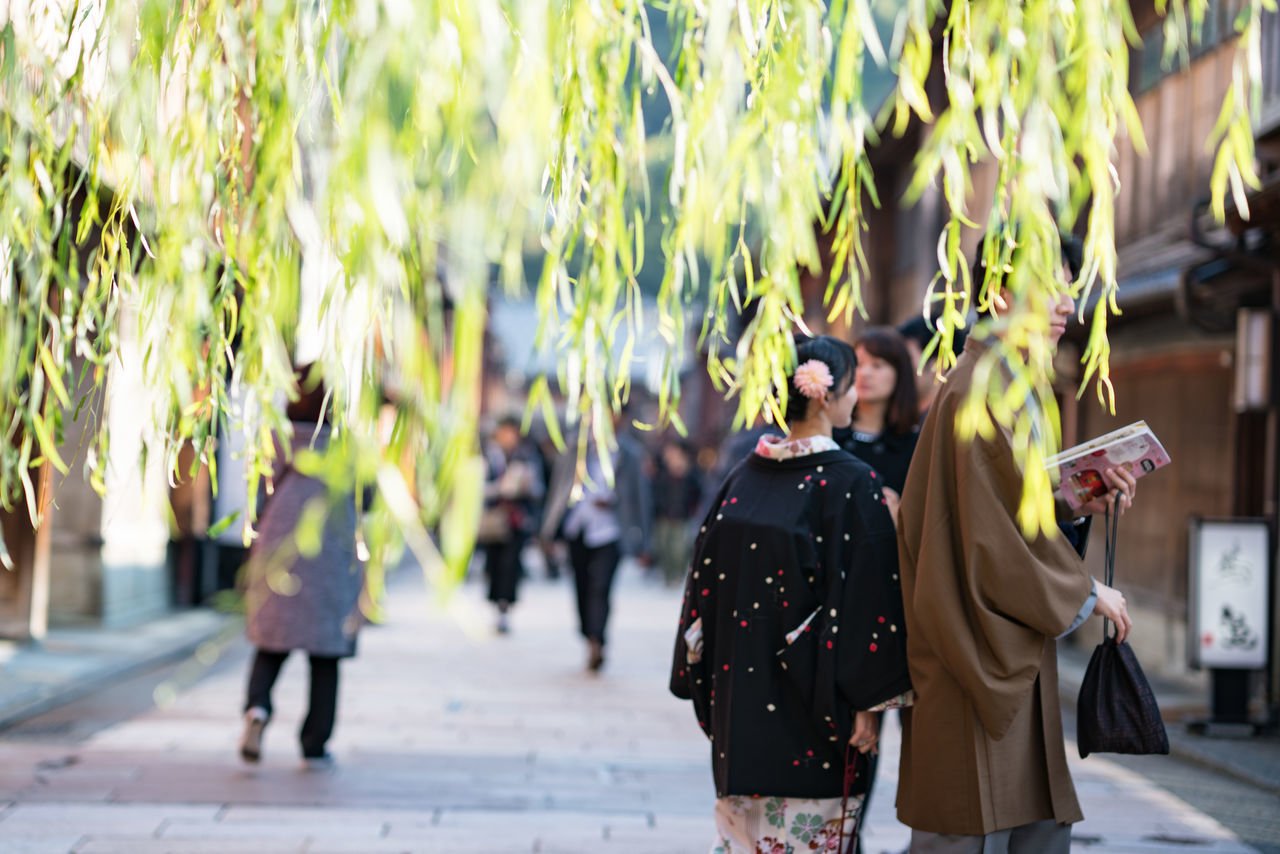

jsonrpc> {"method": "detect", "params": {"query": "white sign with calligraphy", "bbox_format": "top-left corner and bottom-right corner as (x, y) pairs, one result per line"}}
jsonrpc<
(1189, 519), (1271, 670)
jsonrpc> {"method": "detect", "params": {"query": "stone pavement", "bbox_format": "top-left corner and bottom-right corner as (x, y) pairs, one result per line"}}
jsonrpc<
(1058, 644), (1280, 799)
(0, 563), (1262, 853)
(0, 609), (229, 729)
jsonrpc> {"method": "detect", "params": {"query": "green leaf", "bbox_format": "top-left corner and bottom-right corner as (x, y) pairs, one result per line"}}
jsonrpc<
(207, 511), (243, 540)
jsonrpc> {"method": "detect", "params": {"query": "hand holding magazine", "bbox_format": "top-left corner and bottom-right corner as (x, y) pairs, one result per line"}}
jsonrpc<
(1045, 421), (1171, 510)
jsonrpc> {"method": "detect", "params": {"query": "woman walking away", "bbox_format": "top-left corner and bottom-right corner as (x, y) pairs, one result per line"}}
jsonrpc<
(239, 366), (366, 769)
(541, 408), (653, 673)
(837, 326), (919, 496)
(670, 335), (913, 854)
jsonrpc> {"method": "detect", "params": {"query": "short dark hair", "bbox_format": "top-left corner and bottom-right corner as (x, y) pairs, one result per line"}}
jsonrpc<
(854, 327), (919, 436)
(784, 335), (857, 424)
(898, 313), (967, 363)
(971, 228), (1085, 298)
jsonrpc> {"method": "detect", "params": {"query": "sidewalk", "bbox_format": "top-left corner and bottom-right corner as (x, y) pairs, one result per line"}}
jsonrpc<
(1058, 641), (1280, 797)
(0, 608), (232, 730)
(0, 563), (1261, 853)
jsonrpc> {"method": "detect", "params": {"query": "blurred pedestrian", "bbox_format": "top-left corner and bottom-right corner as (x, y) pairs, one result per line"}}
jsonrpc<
(898, 313), (967, 420)
(652, 439), (702, 586)
(529, 427), (570, 581)
(239, 366), (366, 769)
(478, 415), (545, 633)
(541, 410), (653, 672)
(670, 335), (913, 854)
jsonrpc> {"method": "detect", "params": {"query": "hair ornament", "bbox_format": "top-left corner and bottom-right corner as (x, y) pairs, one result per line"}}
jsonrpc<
(793, 359), (834, 400)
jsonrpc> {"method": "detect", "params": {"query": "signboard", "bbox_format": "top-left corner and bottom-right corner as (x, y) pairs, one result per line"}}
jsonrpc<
(1189, 518), (1272, 670)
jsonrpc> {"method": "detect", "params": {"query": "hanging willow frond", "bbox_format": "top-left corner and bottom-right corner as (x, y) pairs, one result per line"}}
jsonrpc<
(0, 0), (1267, 576)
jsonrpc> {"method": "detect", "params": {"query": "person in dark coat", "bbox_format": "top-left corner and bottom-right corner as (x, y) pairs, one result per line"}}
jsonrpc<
(541, 411), (653, 672)
(832, 326), (921, 854)
(836, 326), (920, 498)
(670, 335), (913, 853)
(898, 312), (968, 420)
(652, 439), (703, 586)
(479, 415), (545, 633)
(238, 368), (365, 768)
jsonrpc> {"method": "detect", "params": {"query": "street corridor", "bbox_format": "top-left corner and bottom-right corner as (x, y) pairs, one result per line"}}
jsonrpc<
(0, 564), (1260, 853)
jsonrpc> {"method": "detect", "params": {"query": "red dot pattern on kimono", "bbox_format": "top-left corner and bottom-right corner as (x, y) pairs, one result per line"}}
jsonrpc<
(870, 472), (877, 478)
(827, 641), (834, 649)
(805, 475), (812, 481)
(820, 480), (827, 486)
(691, 610), (697, 618)
(869, 643), (878, 652)
(783, 601), (788, 608)
(807, 750), (814, 756)
(793, 760), (800, 766)
(731, 497), (739, 503)
(702, 589), (710, 596)
(723, 664), (729, 671)
(740, 620), (748, 627)
(878, 616), (885, 623)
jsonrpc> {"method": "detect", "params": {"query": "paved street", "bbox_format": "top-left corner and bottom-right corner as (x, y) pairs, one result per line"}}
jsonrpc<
(0, 563), (1265, 853)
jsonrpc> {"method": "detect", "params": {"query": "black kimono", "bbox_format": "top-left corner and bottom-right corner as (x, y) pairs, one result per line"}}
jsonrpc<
(669, 439), (912, 800)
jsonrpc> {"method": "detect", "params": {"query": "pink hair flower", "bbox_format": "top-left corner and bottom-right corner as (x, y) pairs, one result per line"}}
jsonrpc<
(793, 359), (833, 399)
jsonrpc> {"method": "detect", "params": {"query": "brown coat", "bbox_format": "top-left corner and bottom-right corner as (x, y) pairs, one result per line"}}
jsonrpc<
(895, 336), (1093, 835)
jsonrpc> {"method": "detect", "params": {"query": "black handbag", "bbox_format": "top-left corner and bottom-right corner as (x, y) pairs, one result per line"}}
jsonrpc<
(1076, 507), (1170, 758)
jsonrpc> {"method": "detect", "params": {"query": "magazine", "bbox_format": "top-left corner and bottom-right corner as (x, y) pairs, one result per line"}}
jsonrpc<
(1045, 421), (1171, 510)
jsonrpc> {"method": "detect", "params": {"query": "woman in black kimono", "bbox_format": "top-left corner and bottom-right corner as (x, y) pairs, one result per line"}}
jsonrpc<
(670, 335), (913, 854)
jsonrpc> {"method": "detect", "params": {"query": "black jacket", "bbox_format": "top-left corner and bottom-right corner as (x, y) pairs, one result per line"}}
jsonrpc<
(670, 448), (911, 799)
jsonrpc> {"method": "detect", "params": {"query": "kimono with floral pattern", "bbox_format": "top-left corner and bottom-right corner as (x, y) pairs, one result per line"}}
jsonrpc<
(670, 435), (912, 830)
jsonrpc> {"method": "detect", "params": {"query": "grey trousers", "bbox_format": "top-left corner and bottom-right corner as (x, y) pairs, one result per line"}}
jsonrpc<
(910, 819), (1072, 854)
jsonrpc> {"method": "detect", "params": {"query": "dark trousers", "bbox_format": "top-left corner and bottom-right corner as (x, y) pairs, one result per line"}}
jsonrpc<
(485, 534), (527, 605)
(568, 537), (621, 644)
(245, 649), (340, 758)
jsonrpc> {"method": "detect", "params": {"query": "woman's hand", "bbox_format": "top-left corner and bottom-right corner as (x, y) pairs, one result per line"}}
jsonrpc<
(850, 711), (880, 755)
(882, 487), (901, 528)
(1079, 466), (1137, 517)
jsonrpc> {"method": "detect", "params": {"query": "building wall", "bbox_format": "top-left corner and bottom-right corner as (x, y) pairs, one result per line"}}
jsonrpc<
(1116, 3), (1241, 256)
(47, 356), (105, 623)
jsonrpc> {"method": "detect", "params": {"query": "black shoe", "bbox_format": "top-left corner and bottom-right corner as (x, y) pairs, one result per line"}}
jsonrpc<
(301, 751), (335, 771)
(587, 638), (605, 672)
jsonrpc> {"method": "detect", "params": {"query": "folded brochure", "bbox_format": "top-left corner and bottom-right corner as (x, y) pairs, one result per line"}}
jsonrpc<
(1044, 421), (1171, 510)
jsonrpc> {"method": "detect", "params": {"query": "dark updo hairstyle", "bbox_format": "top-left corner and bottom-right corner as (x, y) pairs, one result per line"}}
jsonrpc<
(854, 327), (919, 436)
(286, 363), (330, 425)
(784, 335), (857, 424)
